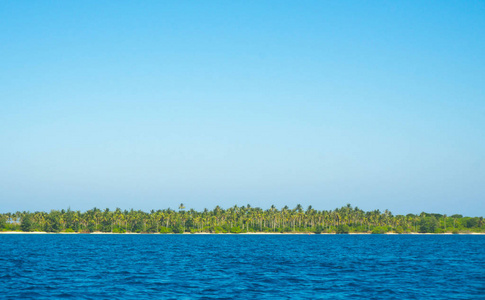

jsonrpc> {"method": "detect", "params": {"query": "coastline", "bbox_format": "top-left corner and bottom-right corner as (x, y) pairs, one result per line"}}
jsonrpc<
(1, 231), (484, 235)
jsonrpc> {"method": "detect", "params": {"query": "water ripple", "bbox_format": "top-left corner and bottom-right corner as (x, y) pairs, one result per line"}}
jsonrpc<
(1, 235), (484, 299)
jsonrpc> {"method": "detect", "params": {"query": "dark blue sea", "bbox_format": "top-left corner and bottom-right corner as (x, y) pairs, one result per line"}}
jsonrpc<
(1, 234), (484, 299)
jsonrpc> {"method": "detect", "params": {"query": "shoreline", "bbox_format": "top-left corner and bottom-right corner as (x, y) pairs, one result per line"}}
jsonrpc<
(1, 231), (484, 235)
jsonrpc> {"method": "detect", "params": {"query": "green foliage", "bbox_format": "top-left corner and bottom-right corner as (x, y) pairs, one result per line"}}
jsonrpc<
(336, 225), (350, 234)
(172, 225), (185, 233)
(419, 217), (440, 233)
(466, 218), (478, 228)
(0, 216), (6, 229)
(435, 228), (445, 234)
(2, 205), (483, 234)
(313, 225), (324, 233)
(113, 227), (126, 233)
(230, 226), (242, 233)
(159, 227), (172, 234)
(20, 216), (32, 232)
(213, 226), (226, 233)
(372, 226), (388, 234)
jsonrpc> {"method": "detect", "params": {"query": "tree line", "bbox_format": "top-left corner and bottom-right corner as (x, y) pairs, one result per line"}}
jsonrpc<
(1, 204), (484, 234)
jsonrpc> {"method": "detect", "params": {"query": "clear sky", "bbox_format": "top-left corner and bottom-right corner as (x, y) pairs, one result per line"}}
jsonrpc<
(1, 1), (484, 216)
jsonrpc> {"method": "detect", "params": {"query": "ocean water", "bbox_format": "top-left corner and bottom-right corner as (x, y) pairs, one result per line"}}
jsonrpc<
(1, 234), (484, 299)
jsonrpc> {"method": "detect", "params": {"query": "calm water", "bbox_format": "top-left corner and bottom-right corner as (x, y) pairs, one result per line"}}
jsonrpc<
(1, 235), (484, 299)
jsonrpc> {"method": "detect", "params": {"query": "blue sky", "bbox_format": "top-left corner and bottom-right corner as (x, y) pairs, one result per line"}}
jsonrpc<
(1, 1), (484, 215)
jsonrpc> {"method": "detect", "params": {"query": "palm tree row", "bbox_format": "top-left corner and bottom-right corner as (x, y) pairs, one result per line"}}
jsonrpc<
(1, 204), (483, 234)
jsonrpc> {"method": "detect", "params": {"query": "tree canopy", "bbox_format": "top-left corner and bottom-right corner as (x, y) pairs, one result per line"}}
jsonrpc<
(1, 205), (483, 234)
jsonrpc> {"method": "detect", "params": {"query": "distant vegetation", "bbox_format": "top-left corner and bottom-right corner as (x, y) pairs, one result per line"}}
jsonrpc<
(1, 204), (483, 234)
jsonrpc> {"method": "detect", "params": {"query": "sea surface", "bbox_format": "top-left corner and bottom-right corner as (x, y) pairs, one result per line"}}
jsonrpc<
(1, 234), (484, 299)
